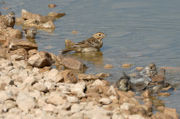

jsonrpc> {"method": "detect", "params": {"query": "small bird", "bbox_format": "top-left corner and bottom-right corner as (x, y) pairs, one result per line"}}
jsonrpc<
(140, 62), (157, 78)
(61, 32), (107, 54)
(0, 11), (15, 28)
(24, 27), (37, 39)
(116, 72), (131, 91)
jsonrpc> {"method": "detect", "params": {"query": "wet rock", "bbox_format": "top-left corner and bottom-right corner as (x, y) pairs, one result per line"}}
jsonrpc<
(8, 39), (38, 51)
(104, 64), (113, 69)
(99, 98), (112, 105)
(78, 74), (99, 80)
(48, 69), (63, 83)
(163, 107), (179, 119)
(121, 63), (133, 68)
(47, 12), (66, 18)
(136, 67), (143, 71)
(16, 93), (36, 112)
(48, 4), (57, 8)
(28, 51), (53, 68)
(158, 92), (170, 97)
(61, 70), (77, 83)
(62, 56), (86, 70)
(72, 30), (78, 34)
(96, 73), (110, 79)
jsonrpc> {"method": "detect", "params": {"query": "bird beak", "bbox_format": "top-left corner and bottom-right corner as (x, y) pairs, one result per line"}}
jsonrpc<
(104, 34), (107, 37)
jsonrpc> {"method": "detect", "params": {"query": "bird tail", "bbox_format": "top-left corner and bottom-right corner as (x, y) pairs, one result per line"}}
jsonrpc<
(122, 72), (130, 80)
(65, 39), (75, 49)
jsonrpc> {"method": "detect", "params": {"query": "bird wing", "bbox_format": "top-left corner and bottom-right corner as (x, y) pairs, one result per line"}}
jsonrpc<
(74, 37), (99, 48)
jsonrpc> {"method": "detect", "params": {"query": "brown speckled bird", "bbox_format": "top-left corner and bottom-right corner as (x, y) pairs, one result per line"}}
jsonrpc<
(61, 32), (107, 54)
(24, 27), (37, 39)
(116, 72), (131, 91)
(0, 11), (15, 28)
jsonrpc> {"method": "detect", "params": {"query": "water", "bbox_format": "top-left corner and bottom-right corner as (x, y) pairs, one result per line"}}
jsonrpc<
(1, 0), (180, 114)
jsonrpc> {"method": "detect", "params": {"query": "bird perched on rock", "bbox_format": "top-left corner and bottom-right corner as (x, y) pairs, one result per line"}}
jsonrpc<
(0, 11), (15, 28)
(140, 62), (157, 78)
(61, 32), (107, 54)
(116, 72), (131, 91)
(24, 27), (37, 39)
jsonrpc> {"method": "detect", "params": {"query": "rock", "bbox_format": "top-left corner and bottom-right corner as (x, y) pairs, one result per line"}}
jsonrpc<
(47, 12), (66, 18)
(121, 64), (133, 68)
(71, 104), (84, 112)
(28, 51), (53, 68)
(3, 100), (16, 112)
(21, 9), (55, 23)
(67, 96), (79, 103)
(48, 69), (63, 82)
(47, 92), (67, 105)
(129, 115), (145, 119)
(62, 57), (86, 70)
(48, 4), (57, 8)
(72, 30), (78, 34)
(61, 70), (77, 83)
(0, 27), (22, 39)
(0, 48), (8, 59)
(71, 82), (86, 98)
(0, 91), (12, 102)
(107, 85), (119, 97)
(112, 114), (125, 119)
(42, 104), (55, 112)
(158, 92), (170, 97)
(28, 49), (38, 57)
(96, 73), (110, 79)
(142, 90), (151, 98)
(92, 79), (104, 86)
(78, 74), (99, 80)
(8, 39), (38, 51)
(10, 48), (28, 60)
(136, 67), (143, 71)
(99, 98), (112, 105)
(16, 93), (36, 112)
(69, 113), (84, 119)
(33, 83), (48, 92)
(104, 64), (113, 69)
(163, 107), (179, 119)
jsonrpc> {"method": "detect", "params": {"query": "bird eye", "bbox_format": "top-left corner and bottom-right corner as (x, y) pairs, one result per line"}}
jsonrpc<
(99, 34), (101, 36)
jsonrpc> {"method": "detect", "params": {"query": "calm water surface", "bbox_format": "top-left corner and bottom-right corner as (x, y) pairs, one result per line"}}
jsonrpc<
(1, 0), (180, 114)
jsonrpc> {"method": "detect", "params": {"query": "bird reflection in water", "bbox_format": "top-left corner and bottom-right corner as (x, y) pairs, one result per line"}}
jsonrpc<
(65, 51), (104, 67)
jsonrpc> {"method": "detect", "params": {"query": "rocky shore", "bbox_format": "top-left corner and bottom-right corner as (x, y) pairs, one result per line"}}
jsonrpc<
(0, 9), (179, 119)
